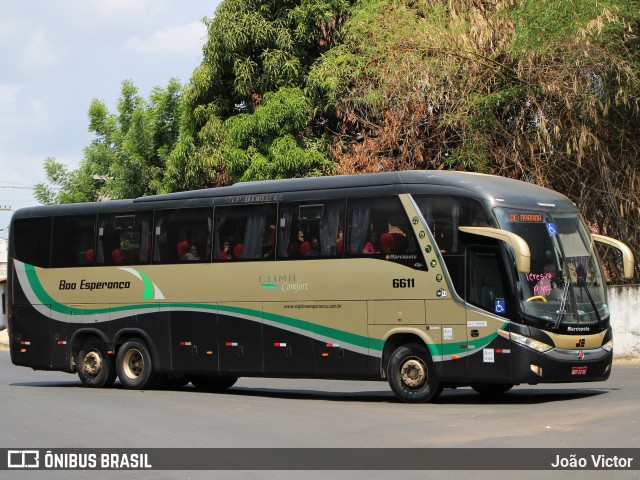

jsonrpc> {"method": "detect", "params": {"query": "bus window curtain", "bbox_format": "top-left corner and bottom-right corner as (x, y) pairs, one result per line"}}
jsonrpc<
(319, 202), (341, 256)
(349, 201), (370, 255)
(140, 215), (150, 263)
(214, 211), (228, 260)
(244, 208), (267, 259)
(96, 217), (107, 264)
(153, 214), (166, 263)
(277, 206), (293, 258)
(206, 215), (212, 261)
(451, 200), (460, 253)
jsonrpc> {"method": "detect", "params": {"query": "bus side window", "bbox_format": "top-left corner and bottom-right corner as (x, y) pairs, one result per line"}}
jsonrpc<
(214, 204), (276, 261)
(414, 195), (490, 255)
(346, 196), (419, 267)
(97, 212), (152, 266)
(277, 201), (344, 259)
(13, 217), (52, 268)
(154, 208), (212, 264)
(51, 215), (96, 268)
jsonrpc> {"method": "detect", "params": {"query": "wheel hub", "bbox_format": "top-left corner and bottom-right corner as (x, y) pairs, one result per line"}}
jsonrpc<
(400, 358), (427, 388)
(123, 349), (144, 379)
(83, 351), (102, 377)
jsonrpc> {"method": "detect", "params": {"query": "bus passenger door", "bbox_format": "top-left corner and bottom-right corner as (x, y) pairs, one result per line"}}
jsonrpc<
(465, 245), (512, 383)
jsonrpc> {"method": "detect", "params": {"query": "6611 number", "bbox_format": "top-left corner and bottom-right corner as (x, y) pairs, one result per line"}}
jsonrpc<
(392, 278), (415, 288)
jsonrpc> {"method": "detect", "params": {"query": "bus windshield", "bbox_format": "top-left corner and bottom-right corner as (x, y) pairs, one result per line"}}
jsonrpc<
(495, 208), (608, 328)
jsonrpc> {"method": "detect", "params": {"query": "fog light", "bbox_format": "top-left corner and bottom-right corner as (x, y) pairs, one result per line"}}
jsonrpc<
(530, 364), (543, 377)
(604, 363), (611, 374)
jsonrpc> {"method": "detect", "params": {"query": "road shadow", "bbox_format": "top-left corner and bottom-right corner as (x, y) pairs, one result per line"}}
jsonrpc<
(10, 381), (612, 405)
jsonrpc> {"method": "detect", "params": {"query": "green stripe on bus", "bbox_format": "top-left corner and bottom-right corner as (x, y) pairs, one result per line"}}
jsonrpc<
(24, 263), (500, 356)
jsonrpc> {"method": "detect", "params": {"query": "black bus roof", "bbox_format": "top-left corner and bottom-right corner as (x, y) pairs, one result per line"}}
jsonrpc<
(11, 170), (576, 219)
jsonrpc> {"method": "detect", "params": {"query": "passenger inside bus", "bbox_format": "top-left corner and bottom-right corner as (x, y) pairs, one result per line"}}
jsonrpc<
(363, 231), (379, 254)
(177, 240), (190, 261)
(184, 244), (200, 261)
(220, 241), (232, 260)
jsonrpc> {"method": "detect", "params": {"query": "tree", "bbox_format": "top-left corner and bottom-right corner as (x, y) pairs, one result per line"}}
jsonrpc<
(306, 0), (640, 281)
(36, 79), (183, 202)
(163, 0), (354, 189)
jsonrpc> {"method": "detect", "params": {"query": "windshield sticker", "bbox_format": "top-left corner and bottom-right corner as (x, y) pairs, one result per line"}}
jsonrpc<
(546, 223), (558, 235)
(494, 299), (506, 314)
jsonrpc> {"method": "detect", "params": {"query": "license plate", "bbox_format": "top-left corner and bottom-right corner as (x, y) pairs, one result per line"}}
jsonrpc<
(571, 366), (588, 375)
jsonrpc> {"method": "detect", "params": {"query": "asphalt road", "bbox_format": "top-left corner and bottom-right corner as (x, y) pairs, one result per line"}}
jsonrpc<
(0, 349), (638, 479)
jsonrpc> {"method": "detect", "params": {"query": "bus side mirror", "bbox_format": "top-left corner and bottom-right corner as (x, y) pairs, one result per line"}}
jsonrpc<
(459, 226), (531, 274)
(592, 234), (635, 279)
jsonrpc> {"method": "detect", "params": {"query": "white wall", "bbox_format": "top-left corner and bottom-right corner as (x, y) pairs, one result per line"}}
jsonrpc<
(609, 285), (640, 358)
(0, 237), (6, 278)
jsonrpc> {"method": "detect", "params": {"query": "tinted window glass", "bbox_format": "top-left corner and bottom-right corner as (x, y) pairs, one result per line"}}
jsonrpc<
(13, 217), (52, 268)
(51, 215), (96, 268)
(466, 246), (508, 317)
(277, 200), (344, 259)
(97, 212), (152, 266)
(214, 205), (276, 261)
(347, 196), (420, 268)
(414, 195), (489, 254)
(154, 208), (212, 264)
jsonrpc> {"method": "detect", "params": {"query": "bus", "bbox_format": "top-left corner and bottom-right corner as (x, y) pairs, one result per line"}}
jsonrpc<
(6, 171), (634, 402)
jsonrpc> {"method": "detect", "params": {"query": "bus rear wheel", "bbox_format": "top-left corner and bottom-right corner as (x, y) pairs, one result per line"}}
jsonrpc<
(77, 339), (117, 388)
(471, 383), (514, 396)
(116, 339), (156, 389)
(387, 343), (441, 403)
(191, 375), (238, 392)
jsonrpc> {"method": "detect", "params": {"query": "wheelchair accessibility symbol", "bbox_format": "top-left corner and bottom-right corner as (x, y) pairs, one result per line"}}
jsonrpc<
(494, 299), (506, 314)
(546, 223), (558, 236)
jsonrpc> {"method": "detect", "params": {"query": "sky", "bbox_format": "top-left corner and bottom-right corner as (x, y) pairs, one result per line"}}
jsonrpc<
(0, 0), (223, 235)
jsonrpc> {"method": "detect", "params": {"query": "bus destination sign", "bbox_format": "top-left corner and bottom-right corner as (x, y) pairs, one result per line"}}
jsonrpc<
(508, 213), (543, 223)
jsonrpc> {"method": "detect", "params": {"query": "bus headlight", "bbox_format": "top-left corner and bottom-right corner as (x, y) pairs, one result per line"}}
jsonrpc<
(601, 339), (613, 352)
(499, 329), (553, 353)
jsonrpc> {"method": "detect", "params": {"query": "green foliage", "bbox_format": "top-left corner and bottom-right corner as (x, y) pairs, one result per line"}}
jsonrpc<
(222, 87), (333, 182)
(33, 157), (100, 205)
(38, 79), (183, 203)
(165, 0), (354, 189)
(508, 0), (634, 54)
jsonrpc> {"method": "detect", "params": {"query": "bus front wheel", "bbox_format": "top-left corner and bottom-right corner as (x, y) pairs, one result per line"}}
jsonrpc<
(387, 343), (441, 403)
(116, 339), (156, 389)
(77, 339), (117, 388)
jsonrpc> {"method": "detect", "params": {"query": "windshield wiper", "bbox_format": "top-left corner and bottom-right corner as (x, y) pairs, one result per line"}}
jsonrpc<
(553, 280), (570, 330)
(576, 264), (603, 329)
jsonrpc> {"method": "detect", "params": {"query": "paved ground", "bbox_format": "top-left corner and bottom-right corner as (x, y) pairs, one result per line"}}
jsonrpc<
(1, 348), (639, 480)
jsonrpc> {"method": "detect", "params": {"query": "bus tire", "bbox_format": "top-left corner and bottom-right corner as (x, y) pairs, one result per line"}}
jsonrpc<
(77, 339), (117, 388)
(116, 339), (156, 389)
(191, 375), (238, 392)
(387, 343), (440, 403)
(471, 383), (514, 396)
